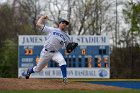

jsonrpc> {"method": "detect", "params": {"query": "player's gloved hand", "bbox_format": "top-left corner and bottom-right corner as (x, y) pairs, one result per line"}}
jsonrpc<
(66, 42), (78, 53)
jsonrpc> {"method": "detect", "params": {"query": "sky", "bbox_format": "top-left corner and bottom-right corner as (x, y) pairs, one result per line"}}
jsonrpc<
(0, 0), (7, 3)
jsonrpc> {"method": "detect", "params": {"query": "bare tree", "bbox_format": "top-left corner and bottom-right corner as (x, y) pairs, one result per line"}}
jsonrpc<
(44, 0), (117, 35)
(9, 0), (122, 36)
(14, 0), (43, 33)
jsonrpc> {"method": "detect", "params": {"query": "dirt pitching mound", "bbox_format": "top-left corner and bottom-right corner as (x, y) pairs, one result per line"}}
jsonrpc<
(0, 78), (126, 90)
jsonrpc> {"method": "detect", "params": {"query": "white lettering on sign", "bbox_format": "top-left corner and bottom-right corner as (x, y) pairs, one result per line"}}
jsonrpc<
(71, 35), (109, 45)
(21, 63), (34, 67)
(18, 35), (110, 45)
(21, 58), (34, 62)
(23, 45), (34, 49)
(19, 35), (48, 45)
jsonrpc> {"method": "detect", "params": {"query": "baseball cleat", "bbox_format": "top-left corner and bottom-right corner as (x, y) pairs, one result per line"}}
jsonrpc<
(25, 68), (30, 79)
(63, 77), (68, 85)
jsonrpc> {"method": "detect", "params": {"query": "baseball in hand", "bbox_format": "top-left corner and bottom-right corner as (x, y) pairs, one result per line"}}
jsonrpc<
(44, 16), (48, 19)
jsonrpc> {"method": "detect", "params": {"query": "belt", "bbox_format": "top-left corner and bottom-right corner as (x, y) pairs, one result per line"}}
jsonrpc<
(45, 49), (56, 53)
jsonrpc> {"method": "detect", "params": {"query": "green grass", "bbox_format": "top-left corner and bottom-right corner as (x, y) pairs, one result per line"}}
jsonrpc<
(1, 90), (140, 93)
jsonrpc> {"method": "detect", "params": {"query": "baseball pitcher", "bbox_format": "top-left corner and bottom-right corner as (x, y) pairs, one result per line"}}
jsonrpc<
(25, 16), (78, 84)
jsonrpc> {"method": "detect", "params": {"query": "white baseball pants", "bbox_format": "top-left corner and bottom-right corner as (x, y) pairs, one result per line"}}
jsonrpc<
(33, 48), (66, 72)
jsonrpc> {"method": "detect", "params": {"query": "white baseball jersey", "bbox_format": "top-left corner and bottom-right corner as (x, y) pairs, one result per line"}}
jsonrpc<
(42, 25), (71, 51)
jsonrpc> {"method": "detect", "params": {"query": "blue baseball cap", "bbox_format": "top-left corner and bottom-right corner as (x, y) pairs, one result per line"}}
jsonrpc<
(59, 19), (69, 25)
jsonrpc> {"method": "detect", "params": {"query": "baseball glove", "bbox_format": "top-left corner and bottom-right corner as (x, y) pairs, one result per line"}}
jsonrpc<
(66, 42), (78, 53)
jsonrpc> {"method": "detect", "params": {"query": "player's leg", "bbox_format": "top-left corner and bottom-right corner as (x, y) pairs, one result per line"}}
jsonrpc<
(52, 52), (68, 84)
(25, 50), (52, 79)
